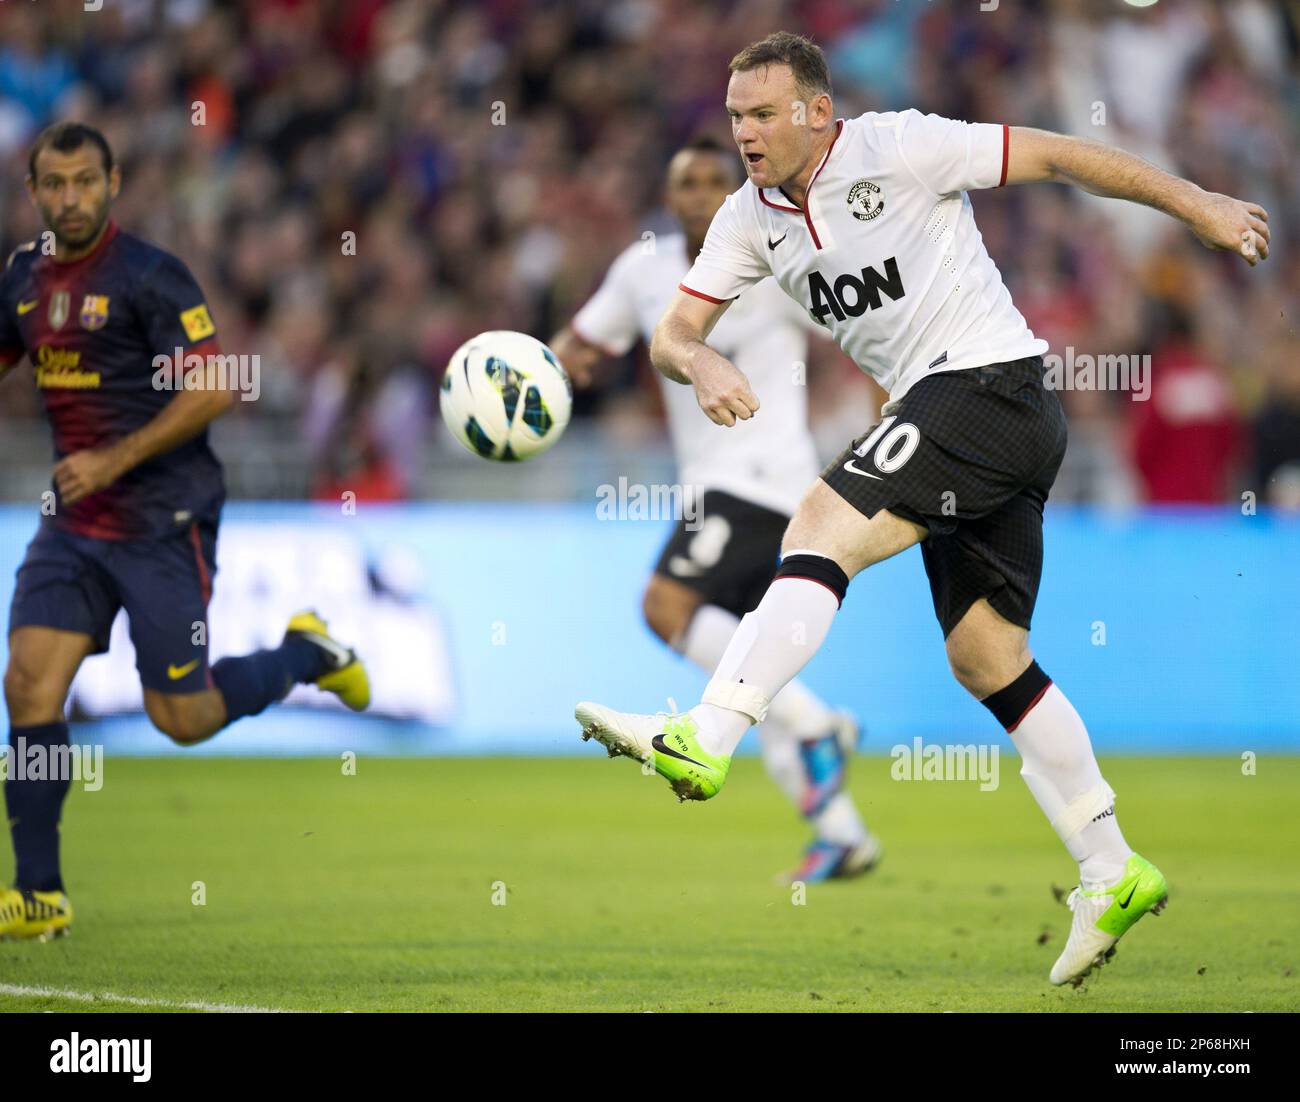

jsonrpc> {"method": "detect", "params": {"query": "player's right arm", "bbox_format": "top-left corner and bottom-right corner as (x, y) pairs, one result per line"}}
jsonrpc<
(650, 291), (758, 426)
(651, 190), (770, 427)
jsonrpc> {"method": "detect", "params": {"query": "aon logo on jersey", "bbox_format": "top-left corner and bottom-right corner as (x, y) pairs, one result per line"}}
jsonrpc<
(807, 257), (905, 326)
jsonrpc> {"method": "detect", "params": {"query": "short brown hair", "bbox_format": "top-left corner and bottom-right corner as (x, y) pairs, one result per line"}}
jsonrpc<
(729, 31), (832, 101)
(28, 122), (114, 180)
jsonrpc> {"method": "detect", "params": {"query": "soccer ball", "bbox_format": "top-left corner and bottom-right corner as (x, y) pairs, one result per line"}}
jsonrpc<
(439, 330), (573, 461)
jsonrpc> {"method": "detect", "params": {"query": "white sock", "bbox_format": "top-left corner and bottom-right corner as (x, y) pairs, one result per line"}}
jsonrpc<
(679, 604), (836, 739)
(689, 574), (841, 757)
(756, 723), (805, 806)
(812, 794), (868, 847)
(757, 724), (867, 846)
(1008, 684), (1132, 886)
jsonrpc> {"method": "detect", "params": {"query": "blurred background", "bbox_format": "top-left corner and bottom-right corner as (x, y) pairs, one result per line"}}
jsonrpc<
(2, 0), (1298, 504)
(0, 0), (1297, 752)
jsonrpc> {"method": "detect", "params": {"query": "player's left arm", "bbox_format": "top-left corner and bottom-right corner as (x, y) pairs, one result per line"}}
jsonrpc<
(1003, 127), (1270, 266)
(550, 246), (645, 388)
(0, 253), (29, 384)
(54, 254), (234, 506)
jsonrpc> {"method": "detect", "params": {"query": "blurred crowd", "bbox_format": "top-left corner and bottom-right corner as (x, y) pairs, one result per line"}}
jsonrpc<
(1, 0), (1297, 506)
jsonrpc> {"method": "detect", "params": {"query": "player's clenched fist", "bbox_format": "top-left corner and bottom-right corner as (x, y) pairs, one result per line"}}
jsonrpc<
(1187, 192), (1270, 266)
(689, 350), (760, 427)
(53, 446), (125, 506)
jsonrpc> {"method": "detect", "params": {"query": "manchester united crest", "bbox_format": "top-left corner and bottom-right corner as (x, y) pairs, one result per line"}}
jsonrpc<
(79, 294), (110, 331)
(48, 289), (70, 331)
(847, 179), (885, 223)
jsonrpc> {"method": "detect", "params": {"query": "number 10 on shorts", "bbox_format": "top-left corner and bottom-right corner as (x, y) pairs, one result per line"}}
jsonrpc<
(854, 415), (921, 473)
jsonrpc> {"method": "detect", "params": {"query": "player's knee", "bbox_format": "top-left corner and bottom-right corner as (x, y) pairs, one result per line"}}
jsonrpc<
(146, 702), (217, 745)
(945, 628), (998, 696)
(641, 578), (695, 646)
(3, 661), (35, 710)
(3, 660), (61, 718)
(945, 643), (989, 697)
(153, 717), (210, 746)
(946, 635), (1032, 699)
(781, 483), (921, 579)
(946, 601), (1033, 699)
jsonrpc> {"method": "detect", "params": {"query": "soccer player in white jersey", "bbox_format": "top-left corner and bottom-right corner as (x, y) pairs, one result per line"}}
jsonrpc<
(576, 32), (1269, 985)
(553, 137), (880, 883)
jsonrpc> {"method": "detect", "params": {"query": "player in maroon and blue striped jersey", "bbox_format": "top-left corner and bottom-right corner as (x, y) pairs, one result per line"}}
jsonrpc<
(0, 123), (371, 941)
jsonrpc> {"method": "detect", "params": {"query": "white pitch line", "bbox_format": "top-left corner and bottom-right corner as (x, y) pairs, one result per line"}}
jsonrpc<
(0, 982), (285, 1014)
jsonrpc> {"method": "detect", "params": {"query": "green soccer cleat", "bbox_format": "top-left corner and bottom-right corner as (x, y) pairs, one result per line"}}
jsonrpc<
(575, 702), (730, 801)
(1050, 852), (1168, 986)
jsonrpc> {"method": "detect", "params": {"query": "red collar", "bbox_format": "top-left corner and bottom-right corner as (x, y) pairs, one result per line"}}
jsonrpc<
(49, 219), (119, 270)
(756, 120), (844, 250)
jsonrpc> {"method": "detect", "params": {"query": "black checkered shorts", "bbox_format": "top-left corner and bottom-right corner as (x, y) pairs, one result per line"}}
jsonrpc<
(821, 356), (1067, 637)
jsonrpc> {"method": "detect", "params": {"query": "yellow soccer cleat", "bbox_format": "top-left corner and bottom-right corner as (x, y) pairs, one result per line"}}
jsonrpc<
(0, 887), (73, 941)
(0, 887), (22, 938)
(285, 610), (371, 712)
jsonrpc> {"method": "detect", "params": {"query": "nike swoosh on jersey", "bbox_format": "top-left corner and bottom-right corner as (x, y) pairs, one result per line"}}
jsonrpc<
(167, 659), (201, 680)
(842, 459), (883, 480)
(767, 233), (788, 250)
(16, 300), (38, 315)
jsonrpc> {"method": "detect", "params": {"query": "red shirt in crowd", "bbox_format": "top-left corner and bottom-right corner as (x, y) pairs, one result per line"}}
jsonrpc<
(1131, 339), (1241, 503)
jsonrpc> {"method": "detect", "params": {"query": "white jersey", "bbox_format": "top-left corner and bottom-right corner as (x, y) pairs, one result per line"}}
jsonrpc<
(681, 111), (1048, 404)
(572, 232), (821, 515)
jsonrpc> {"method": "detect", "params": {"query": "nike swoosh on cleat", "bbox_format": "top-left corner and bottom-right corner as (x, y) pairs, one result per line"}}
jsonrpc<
(842, 459), (882, 480)
(1117, 884), (1138, 909)
(294, 629), (353, 670)
(651, 733), (710, 769)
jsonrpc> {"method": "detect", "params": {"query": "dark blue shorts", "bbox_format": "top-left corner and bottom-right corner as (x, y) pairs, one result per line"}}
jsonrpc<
(8, 520), (218, 694)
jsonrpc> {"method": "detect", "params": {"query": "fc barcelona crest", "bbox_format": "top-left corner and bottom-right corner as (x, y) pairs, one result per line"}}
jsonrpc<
(79, 294), (110, 331)
(48, 290), (70, 331)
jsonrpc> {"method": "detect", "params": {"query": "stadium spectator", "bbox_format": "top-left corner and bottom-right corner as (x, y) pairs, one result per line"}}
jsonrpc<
(1252, 337), (1300, 510)
(1131, 312), (1244, 504)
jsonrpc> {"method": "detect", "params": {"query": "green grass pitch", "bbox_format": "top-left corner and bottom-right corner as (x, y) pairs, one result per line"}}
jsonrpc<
(2, 754), (1297, 1012)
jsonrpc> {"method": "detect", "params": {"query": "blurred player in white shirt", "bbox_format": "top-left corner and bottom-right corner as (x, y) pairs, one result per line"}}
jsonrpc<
(552, 138), (881, 883)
